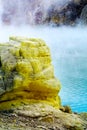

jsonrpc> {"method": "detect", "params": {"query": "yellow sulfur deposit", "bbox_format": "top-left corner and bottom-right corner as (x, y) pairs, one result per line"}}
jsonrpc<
(0, 37), (61, 110)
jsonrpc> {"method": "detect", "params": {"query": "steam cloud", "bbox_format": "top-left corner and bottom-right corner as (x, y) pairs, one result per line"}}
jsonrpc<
(0, 0), (73, 25)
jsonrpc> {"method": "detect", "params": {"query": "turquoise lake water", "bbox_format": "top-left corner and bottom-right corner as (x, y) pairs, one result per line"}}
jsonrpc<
(49, 26), (87, 112)
(56, 57), (87, 112)
(45, 26), (87, 113)
(0, 25), (87, 112)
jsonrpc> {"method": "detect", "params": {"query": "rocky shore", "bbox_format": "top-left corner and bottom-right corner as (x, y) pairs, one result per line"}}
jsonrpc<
(0, 103), (87, 130)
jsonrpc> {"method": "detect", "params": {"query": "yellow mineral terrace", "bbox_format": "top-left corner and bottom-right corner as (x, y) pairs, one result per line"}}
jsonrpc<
(0, 37), (61, 110)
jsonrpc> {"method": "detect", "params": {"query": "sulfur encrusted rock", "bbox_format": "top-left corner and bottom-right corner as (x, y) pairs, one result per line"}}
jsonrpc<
(0, 37), (61, 110)
(0, 37), (87, 130)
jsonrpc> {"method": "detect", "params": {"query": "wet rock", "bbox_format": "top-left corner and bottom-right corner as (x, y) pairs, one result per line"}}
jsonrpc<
(60, 105), (72, 114)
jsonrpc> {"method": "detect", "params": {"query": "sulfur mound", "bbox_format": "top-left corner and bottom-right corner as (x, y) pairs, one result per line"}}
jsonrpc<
(0, 37), (61, 110)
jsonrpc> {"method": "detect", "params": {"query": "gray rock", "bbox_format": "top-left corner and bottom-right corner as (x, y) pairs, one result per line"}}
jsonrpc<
(80, 5), (87, 24)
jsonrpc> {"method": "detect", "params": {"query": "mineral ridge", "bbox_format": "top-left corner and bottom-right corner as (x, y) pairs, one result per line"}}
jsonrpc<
(0, 37), (61, 110)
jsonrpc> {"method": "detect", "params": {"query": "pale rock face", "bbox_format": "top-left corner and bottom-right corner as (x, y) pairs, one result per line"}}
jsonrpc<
(0, 37), (61, 110)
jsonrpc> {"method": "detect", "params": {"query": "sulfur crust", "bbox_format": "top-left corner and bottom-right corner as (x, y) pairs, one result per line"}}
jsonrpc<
(0, 36), (61, 110)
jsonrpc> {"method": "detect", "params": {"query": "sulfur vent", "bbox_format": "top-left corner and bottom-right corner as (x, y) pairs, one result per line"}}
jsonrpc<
(0, 37), (61, 110)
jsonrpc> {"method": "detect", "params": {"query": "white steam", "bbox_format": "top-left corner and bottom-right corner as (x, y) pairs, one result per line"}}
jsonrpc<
(0, 25), (87, 59)
(0, 0), (73, 25)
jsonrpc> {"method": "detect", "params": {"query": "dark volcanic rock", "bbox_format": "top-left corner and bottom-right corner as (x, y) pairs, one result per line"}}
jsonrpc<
(80, 5), (87, 24)
(45, 1), (79, 25)
(45, 0), (87, 26)
(1, 0), (87, 25)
